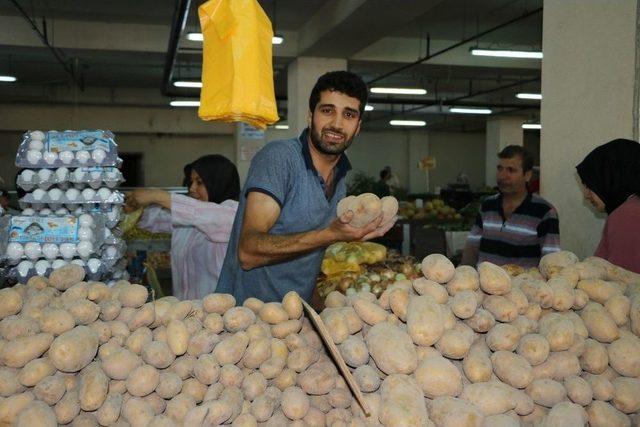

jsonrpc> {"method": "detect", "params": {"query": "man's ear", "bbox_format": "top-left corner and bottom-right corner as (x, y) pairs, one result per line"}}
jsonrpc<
(524, 169), (533, 183)
(307, 110), (312, 128)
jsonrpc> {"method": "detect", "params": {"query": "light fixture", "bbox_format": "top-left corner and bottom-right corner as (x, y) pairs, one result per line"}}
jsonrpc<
(364, 104), (374, 111)
(470, 48), (543, 59)
(449, 107), (492, 115)
(370, 87), (427, 95)
(186, 32), (283, 45)
(173, 81), (203, 88)
(170, 100), (200, 107)
(0, 75), (17, 82)
(186, 32), (204, 41)
(389, 120), (426, 127)
(522, 123), (541, 130)
(275, 124), (289, 130)
(516, 93), (542, 100)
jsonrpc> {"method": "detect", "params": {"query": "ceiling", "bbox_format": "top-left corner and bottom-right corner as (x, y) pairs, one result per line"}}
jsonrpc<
(0, 0), (543, 131)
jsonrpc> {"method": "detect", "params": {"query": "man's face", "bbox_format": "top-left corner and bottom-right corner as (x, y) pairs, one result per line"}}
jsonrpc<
(308, 90), (362, 155)
(496, 156), (531, 195)
(0, 195), (8, 209)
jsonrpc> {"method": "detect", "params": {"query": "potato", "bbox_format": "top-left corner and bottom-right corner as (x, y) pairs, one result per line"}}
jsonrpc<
(142, 341), (175, 369)
(379, 374), (429, 426)
(258, 302), (289, 325)
(241, 372), (267, 402)
(605, 294), (631, 326)
(181, 377), (207, 403)
(564, 375), (593, 406)
(169, 354), (196, 380)
(15, 400), (56, 427)
(411, 278), (448, 304)
(539, 251), (579, 278)
(365, 321), (417, 375)
(525, 379), (567, 407)
(0, 367), (21, 398)
(54, 390), (80, 424)
(337, 336), (369, 368)
(1, 332), (53, 368)
(579, 338), (608, 374)
(608, 336), (640, 377)
(297, 361), (336, 395)
(127, 301), (154, 331)
(219, 363), (243, 388)
(186, 329), (218, 357)
(341, 193), (382, 227)
(0, 391), (34, 426)
(118, 284), (148, 308)
(464, 308), (495, 333)
(535, 351), (581, 381)
(99, 299), (121, 322)
(351, 298), (388, 325)
(544, 401), (588, 427)
(125, 326), (153, 355)
(76, 365), (108, 411)
(435, 323), (473, 359)
(611, 377), (640, 414)
(319, 309), (349, 344)
(166, 301), (193, 324)
(126, 364), (160, 397)
(428, 396), (485, 427)
(156, 372), (183, 399)
(517, 334), (550, 366)
(580, 302), (620, 343)
(49, 325), (98, 372)
(414, 354), (462, 398)
(96, 393), (122, 426)
(32, 374), (64, 405)
(163, 320), (189, 357)
(421, 254), (455, 283)
(577, 279), (622, 304)
(213, 332), (249, 365)
(573, 288), (589, 309)
(582, 372), (614, 401)
(221, 306), (255, 333)
(451, 290), (478, 319)
(486, 323), (520, 352)
(324, 291), (347, 308)
(123, 396), (155, 427)
(280, 386), (309, 420)
(49, 264), (85, 290)
(491, 351), (533, 389)
(482, 295), (517, 323)
(102, 348), (141, 379)
(18, 357), (56, 387)
(282, 291), (303, 320)
(543, 318), (575, 351)
(446, 265), (480, 295)
(406, 295), (444, 346)
(586, 401), (631, 427)
(477, 262), (511, 295)
(286, 346), (319, 373)
(388, 288), (410, 321)
(459, 382), (516, 416)
(250, 390), (279, 422)
(271, 319), (302, 339)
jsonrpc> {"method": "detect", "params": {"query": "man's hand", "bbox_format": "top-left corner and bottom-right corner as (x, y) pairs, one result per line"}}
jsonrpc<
(326, 211), (396, 242)
(124, 189), (169, 212)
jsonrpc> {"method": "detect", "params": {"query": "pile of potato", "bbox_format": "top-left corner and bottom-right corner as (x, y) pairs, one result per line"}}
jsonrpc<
(1, 250), (640, 426)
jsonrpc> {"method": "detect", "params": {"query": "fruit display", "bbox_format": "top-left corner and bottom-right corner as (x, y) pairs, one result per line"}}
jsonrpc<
(1, 251), (640, 426)
(398, 198), (462, 221)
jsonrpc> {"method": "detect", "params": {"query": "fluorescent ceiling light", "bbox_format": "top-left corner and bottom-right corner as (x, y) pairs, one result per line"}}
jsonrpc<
(0, 75), (17, 82)
(449, 107), (492, 114)
(389, 120), (426, 127)
(275, 124), (289, 129)
(370, 87), (427, 95)
(516, 93), (542, 100)
(170, 100), (200, 107)
(471, 49), (543, 59)
(364, 104), (374, 111)
(173, 81), (203, 88)
(186, 32), (283, 45)
(522, 123), (541, 130)
(186, 32), (204, 41)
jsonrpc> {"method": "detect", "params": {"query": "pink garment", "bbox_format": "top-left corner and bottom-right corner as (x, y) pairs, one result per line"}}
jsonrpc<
(594, 196), (640, 274)
(138, 193), (239, 300)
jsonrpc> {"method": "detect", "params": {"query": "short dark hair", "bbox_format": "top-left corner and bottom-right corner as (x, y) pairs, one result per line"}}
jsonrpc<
(308, 71), (368, 117)
(498, 145), (534, 173)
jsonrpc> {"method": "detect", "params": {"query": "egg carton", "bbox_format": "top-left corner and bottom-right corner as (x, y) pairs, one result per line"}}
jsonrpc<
(17, 167), (123, 191)
(7, 256), (114, 283)
(0, 214), (107, 265)
(19, 189), (124, 211)
(100, 239), (127, 267)
(20, 206), (122, 229)
(16, 130), (120, 169)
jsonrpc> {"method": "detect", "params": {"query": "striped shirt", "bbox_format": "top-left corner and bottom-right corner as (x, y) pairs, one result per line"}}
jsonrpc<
(466, 193), (560, 268)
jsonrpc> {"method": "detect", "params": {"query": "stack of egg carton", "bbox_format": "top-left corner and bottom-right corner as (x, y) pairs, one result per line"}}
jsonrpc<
(2, 130), (128, 284)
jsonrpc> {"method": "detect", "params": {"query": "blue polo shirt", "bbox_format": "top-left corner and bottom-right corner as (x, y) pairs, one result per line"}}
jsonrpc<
(216, 129), (351, 303)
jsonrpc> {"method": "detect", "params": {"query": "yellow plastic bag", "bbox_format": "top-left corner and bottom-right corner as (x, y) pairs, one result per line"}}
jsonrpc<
(198, 0), (279, 129)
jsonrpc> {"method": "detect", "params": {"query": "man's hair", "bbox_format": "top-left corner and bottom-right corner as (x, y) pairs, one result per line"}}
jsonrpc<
(498, 145), (534, 173)
(309, 71), (368, 117)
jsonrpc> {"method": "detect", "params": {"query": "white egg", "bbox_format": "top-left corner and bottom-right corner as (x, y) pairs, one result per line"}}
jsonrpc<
(28, 139), (44, 151)
(92, 149), (107, 164)
(65, 188), (80, 201)
(37, 169), (53, 182)
(105, 246), (118, 259)
(59, 243), (77, 259)
(22, 208), (35, 216)
(43, 151), (58, 165)
(16, 261), (33, 277)
(71, 259), (85, 267)
(55, 167), (69, 181)
(27, 150), (42, 165)
(73, 169), (86, 182)
(21, 170), (35, 182)
(81, 188), (96, 201)
(39, 208), (52, 216)
(32, 188), (46, 200)
(79, 214), (94, 228)
(73, 207), (84, 215)
(55, 208), (69, 215)
(76, 150), (91, 164)
(6, 242), (24, 262)
(78, 227), (94, 242)
(24, 242), (42, 260)
(77, 241), (93, 258)
(35, 260), (51, 276)
(29, 130), (45, 141)
(42, 243), (59, 260)
(103, 228), (113, 239)
(48, 188), (63, 201)
(87, 258), (102, 273)
(59, 151), (74, 165)
(90, 170), (103, 181)
(51, 259), (68, 270)
(96, 188), (112, 201)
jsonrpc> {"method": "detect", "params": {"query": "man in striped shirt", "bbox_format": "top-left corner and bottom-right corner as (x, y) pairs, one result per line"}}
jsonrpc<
(461, 145), (560, 268)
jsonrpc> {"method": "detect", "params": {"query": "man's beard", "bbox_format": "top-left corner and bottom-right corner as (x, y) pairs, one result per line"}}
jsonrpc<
(309, 123), (355, 155)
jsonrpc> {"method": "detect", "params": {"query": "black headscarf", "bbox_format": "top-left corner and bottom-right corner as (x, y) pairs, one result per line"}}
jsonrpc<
(183, 155), (240, 204)
(576, 138), (640, 214)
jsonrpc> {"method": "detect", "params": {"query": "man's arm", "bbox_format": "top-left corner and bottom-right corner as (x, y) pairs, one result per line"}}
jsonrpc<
(238, 192), (395, 270)
(538, 208), (561, 255)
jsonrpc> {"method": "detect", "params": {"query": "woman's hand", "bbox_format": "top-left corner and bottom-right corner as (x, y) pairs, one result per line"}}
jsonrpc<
(125, 189), (171, 212)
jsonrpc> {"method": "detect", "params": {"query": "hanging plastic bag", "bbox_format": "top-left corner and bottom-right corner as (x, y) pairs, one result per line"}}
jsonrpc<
(198, 0), (279, 129)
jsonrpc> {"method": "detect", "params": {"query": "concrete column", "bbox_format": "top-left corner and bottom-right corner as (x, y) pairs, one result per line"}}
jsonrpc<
(485, 117), (524, 186)
(286, 57), (347, 135)
(540, 0), (640, 258)
(235, 123), (267, 187)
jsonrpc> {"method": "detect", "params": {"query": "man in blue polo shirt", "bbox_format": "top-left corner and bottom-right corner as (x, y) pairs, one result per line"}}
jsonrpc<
(216, 71), (396, 303)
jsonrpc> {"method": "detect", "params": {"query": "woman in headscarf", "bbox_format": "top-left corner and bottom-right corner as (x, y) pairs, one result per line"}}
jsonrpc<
(576, 138), (640, 273)
(126, 155), (240, 299)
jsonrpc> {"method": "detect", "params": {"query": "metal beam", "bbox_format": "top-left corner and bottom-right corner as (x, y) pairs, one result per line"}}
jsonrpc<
(162, 0), (191, 96)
